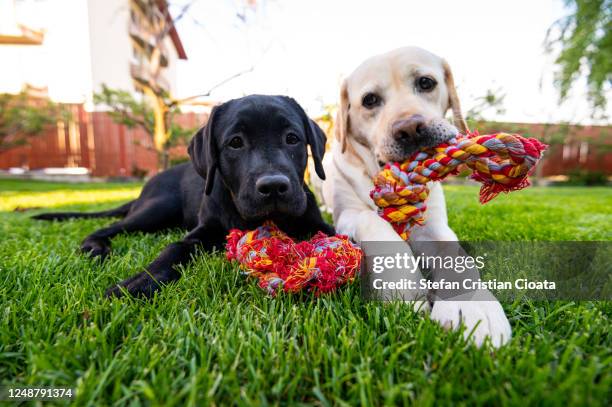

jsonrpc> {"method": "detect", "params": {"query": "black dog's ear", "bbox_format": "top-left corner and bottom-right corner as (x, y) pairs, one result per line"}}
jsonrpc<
(281, 96), (327, 180)
(188, 105), (222, 195)
(187, 127), (205, 177)
(306, 119), (327, 180)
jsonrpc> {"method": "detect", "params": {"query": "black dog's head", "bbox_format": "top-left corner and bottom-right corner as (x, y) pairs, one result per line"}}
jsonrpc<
(188, 95), (326, 220)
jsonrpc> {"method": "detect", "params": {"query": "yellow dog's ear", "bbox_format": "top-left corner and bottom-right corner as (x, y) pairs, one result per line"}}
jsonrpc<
(335, 79), (350, 153)
(442, 60), (469, 134)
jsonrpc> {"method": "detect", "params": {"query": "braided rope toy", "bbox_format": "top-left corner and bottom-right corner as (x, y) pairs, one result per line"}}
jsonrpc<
(226, 222), (361, 295)
(371, 131), (548, 240)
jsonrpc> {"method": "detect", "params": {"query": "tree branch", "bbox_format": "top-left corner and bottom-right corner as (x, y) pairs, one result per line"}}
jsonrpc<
(109, 106), (152, 134)
(154, 0), (198, 47)
(172, 66), (254, 106)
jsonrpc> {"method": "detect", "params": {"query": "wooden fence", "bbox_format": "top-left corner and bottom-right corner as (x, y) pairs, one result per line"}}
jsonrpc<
(1, 107), (610, 178)
(0, 104), (208, 177)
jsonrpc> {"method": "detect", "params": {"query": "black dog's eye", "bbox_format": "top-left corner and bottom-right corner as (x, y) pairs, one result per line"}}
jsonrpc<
(416, 76), (437, 92)
(228, 136), (244, 149)
(286, 133), (300, 145)
(362, 92), (382, 109)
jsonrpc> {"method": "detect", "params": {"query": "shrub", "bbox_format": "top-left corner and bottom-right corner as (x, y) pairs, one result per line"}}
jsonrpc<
(566, 169), (609, 186)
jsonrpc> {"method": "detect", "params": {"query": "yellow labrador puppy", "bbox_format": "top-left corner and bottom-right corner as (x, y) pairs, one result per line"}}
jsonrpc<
(320, 46), (512, 347)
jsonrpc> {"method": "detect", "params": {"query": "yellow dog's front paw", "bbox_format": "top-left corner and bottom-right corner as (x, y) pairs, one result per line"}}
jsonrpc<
(430, 299), (512, 348)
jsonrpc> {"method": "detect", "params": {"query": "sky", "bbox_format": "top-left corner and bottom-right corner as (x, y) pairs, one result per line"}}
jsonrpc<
(170, 0), (611, 124)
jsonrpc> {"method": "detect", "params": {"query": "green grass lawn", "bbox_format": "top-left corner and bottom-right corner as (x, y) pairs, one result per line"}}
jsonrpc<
(0, 179), (610, 405)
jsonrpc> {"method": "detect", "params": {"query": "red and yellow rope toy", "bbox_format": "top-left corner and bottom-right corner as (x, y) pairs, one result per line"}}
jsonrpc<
(227, 131), (547, 294)
(226, 223), (361, 295)
(371, 132), (548, 239)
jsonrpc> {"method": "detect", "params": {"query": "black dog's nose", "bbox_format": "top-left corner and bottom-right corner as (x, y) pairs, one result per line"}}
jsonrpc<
(392, 114), (426, 141)
(256, 175), (290, 197)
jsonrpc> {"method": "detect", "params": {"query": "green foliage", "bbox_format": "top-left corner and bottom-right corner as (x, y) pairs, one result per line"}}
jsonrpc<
(0, 91), (68, 151)
(169, 156), (191, 166)
(546, 0), (612, 115)
(93, 84), (198, 151)
(93, 84), (156, 135)
(538, 122), (581, 145)
(466, 88), (507, 122)
(166, 122), (197, 149)
(130, 165), (150, 179)
(0, 180), (610, 404)
(566, 168), (609, 185)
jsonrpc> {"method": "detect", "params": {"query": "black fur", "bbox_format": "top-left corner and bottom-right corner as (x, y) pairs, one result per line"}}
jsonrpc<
(33, 95), (334, 298)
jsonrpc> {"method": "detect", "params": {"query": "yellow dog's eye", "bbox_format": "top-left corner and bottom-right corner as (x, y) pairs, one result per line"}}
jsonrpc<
(362, 93), (382, 109)
(416, 76), (437, 92)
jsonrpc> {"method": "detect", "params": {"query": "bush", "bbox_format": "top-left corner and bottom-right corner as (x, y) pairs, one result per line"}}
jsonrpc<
(131, 165), (149, 179)
(169, 156), (190, 167)
(566, 169), (609, 186)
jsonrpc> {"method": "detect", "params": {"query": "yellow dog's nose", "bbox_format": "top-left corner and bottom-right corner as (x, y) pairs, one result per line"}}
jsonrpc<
(392, 114), (426, 141)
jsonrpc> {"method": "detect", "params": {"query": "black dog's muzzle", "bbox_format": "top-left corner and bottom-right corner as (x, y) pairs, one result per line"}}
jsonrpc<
(255, 174), (291, 199)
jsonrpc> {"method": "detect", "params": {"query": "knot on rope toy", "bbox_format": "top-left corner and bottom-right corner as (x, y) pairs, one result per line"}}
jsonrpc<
(370, 132), (548, 240)
(226, 222), (362, 295)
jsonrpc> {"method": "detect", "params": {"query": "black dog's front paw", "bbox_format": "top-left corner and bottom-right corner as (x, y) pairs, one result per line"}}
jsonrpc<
(321, 223), (336, 236)
(105, 269), (180, 299)
(81, 238), (111, 260)
(105, 271), (163, 299)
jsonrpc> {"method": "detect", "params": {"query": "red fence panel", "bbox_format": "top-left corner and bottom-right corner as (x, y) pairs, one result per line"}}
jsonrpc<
(2, 108), (607, 178)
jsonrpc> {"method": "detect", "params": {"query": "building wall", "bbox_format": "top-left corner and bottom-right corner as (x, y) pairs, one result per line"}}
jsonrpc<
(0, 0), (180, 105)
(163, 36), (179, 95)
(86, 0), (135, 105)
(0, 0), (93, 103)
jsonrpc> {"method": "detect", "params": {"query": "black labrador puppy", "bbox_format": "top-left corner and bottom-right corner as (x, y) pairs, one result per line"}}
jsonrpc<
(33, 95), (335, 298)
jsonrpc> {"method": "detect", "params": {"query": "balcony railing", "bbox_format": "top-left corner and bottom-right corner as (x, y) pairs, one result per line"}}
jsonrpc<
(129, 23), (169, 67)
